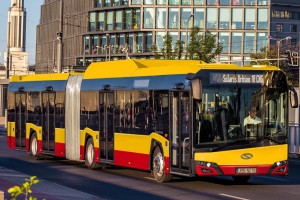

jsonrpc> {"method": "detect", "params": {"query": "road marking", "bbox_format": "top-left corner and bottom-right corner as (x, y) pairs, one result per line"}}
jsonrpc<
(219, 193), (250, 200)
(144, 177), (156, 181)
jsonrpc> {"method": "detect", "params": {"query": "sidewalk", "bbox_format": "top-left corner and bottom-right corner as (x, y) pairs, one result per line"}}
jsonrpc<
(0, 166), (101, 200)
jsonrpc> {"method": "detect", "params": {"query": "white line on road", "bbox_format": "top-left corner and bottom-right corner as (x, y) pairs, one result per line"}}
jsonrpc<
(219, 193), (250, 200)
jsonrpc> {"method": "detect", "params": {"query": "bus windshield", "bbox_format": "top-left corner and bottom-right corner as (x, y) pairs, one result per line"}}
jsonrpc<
(193, 85), (288, 151)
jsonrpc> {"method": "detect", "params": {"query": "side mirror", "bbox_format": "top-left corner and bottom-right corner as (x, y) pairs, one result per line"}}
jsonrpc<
(289, 87), (298, 108)
(191, 79), (202, 100)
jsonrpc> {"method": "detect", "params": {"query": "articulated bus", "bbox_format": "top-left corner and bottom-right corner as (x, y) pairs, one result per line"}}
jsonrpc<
(7, 60), (298, 183)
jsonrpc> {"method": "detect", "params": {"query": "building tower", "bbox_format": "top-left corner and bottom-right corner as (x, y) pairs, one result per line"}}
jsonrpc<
(4, 0), (28, 76)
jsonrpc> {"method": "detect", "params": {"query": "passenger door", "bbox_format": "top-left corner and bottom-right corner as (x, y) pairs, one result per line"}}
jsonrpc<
(169, 91), (191, 175)
(42, 92), (55, 152)
(15, 93), (27, 149)
(99, 92), (114, 162)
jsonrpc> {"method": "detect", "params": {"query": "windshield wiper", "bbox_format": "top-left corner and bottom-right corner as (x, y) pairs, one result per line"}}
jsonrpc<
(257, 136), (283, 144)
(210, 139), (249, 152)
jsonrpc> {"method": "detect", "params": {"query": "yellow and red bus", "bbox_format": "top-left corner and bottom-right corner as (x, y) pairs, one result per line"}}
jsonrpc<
(7, 60), (298, 183)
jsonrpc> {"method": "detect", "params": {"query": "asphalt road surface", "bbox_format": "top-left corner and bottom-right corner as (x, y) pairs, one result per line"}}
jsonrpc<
(1, 133), (300, 200)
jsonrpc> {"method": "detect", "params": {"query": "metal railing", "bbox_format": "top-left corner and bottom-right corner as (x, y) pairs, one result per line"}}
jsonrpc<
(289, 123), (300, 156)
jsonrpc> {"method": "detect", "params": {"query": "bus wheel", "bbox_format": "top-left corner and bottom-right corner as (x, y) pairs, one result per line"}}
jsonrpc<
(85, 138), (98, 169)
(152, 147), (173, 183)
(232, 176), (251, 184)
(30, 133), (39, 159)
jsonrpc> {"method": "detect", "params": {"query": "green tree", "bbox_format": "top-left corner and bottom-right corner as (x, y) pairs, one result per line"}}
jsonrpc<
(174, 40), (185, 60)
(249, 45), (277, 66)
(161, 34), (174, 59)
(8, 176), (41, 200)
(187, 27), (223, 63)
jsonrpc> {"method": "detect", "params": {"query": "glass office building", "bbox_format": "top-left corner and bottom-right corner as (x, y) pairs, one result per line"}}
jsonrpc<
(35, 0), (300, 73)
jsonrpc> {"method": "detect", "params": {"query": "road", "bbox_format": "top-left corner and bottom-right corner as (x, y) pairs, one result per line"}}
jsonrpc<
(1, 133), (300, 200)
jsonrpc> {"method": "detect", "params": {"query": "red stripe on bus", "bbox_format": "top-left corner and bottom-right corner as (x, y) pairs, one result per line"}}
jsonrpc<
(114, 150), (150, 170)
(55, 142), (66, 157)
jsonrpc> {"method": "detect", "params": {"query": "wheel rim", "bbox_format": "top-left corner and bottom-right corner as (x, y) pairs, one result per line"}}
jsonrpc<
(87, 143), (94, 164)
(153, 152), (164, 177)
(31, 137), (38, 155)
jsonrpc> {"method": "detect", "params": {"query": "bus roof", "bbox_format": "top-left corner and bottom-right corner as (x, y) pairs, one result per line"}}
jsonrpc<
(83, 60), (280, 80)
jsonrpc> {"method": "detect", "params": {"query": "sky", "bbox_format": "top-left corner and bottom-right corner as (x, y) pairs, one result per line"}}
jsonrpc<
(0, 0), (43, 65)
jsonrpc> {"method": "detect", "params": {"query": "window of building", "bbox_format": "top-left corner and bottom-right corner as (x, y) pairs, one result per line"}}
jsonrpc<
(257, 32), (267, 52)
(84, 36), (90, 55)
(156, 8), (166, 29)
(258, 0), (268, 5)
(231, 56), (242, 66)
(113, 0), (121, 6)
(219, 32), (229, 53)
(169, 0), (180, 5)
(244, 32), (255, 53)
(107, 11), (113, 31)
(232, 8), (242, 29)
(89, 12), (96, 32)
(116, 34), (125, 53)
(169, 8), (179, 29)
(100, 35), (107, 54)
(219, 8), (230, 30)
(104, 0), (111, 7)
(124, 10), (132, 30)
(245, 8), (256, 29)
(136, 33), (143, 52)
(109, 34), (116, 54)
(276, 23), (283, 32)
(169, 31), (179, 49)
(127, 33), (133, 53)
(207, 0), (218, 5)
(156, 32), (165, 51)
(97, 13), (104, 31)
(290, 24), (297, 32)
(132, 0), (141, 4)
(206, 8), (217, 29)
(91, 36), (99, 54)
(96, 0), (102, 7)
(232, 0), (242, 5)
(181, 8), (192, 29)
(133, 9), (140, 29)
(144, 8), (154, 29)
(244, 0), (256, 6)
(231, 32), (242, 53)
(116, 11), (123, 30)
(122, 0), (129, 5)
(258, 9), (268, 30)
(144, 0), (154, 4)
(157, 0), (166, 4)
(145, 32), (153, 52)
(181, 0), (192, 5)
(194, 0), (204, 5)
(194, 8), (204, 29)
(220, 0), (230, 6)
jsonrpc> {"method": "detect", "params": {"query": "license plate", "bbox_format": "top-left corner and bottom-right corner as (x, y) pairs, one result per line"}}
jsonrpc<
(236, 168), (257, 174)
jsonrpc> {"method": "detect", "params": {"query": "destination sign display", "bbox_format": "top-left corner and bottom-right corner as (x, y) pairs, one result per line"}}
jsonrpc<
(210, 73), (263, 84)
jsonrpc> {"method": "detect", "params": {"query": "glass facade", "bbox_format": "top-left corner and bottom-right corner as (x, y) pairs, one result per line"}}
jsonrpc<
(82, 0), (270, 65)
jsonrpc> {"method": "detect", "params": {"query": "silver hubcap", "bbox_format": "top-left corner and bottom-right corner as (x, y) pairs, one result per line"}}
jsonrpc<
(87, 143), (94, 164)
(31, 137), (37, 155)
(153, 152), (164, 177)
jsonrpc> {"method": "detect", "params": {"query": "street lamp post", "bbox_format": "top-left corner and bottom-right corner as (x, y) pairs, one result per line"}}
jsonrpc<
(268, 36), (291, 68)
(6, 21), (11, 79)
(185, 14), (194, 59)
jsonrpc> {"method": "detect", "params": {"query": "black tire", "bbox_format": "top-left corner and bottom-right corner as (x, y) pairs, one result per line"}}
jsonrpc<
(232, 176), (251, 184)
(29, 133), (40, 159)
(85, 138), (99, 169)
(152, 147), (173, 183)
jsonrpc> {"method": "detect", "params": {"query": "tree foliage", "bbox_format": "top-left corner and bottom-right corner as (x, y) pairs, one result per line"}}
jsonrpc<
(187, 27), (223, 63)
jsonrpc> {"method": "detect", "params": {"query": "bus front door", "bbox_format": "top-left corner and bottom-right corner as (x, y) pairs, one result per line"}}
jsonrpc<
(169, 91), (191, 175)
(15, 93), (26, 150)
(99, 92), (114, 162)
(42, 92), (55, 152)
